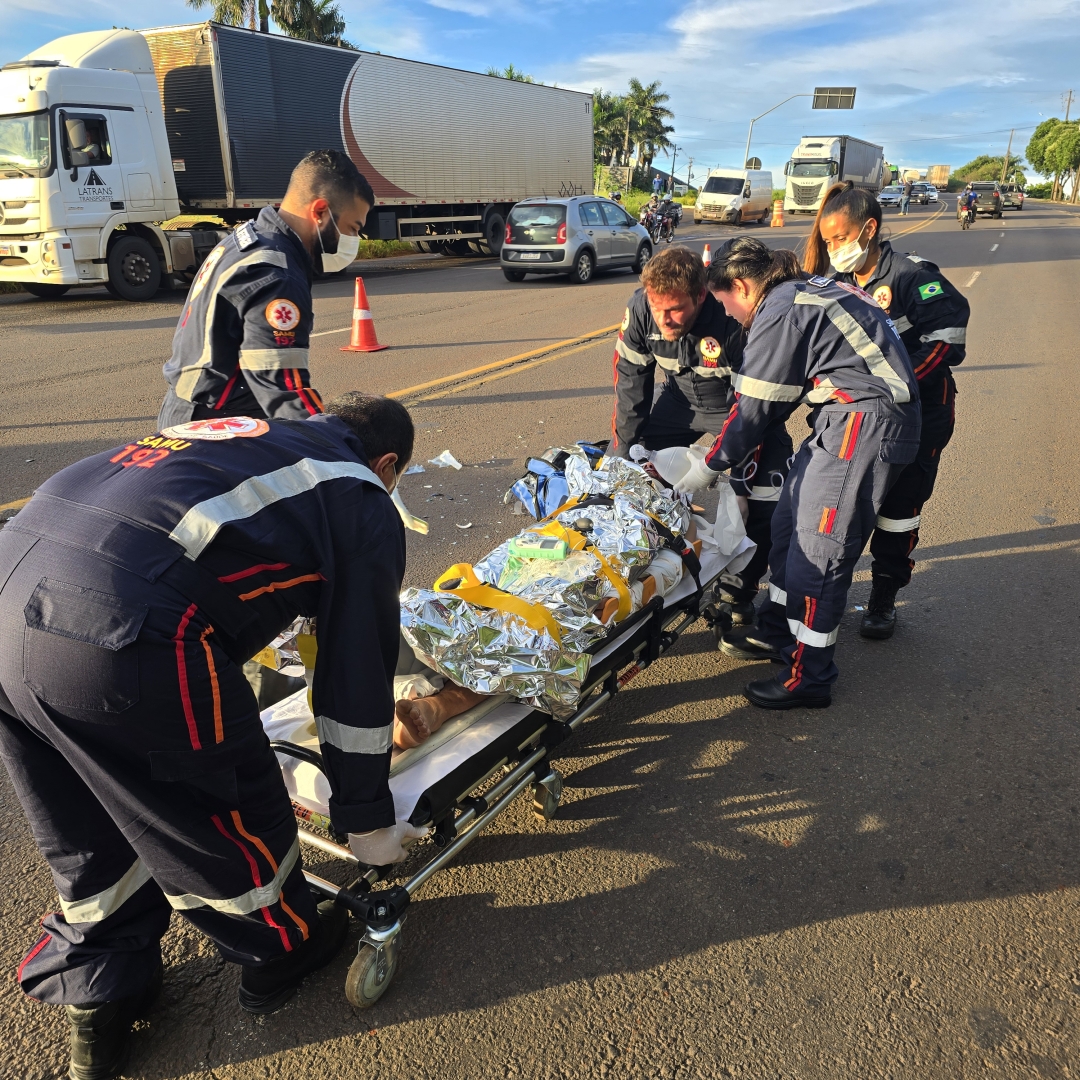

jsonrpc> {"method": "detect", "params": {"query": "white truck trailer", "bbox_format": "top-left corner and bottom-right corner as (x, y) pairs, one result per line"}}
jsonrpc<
(0, 24), (594, 300)
(782, 135), (884, 215)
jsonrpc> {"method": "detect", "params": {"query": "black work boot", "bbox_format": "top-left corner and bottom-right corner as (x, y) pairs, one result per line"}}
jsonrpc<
(745, 677), (831, 710)
(66, 961), (163, 1080)
(238, 900), (348, 1015)
(715, 590), (756, 627)
(719, 625), (784, 663)
(860, 577), (901, 640)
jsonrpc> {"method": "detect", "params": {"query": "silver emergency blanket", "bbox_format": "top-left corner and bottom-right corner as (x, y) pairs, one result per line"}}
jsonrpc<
(257, 618), (316, 677)
(399, 448), (690, 717)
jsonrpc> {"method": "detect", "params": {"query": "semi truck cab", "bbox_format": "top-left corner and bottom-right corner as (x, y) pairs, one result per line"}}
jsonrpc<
(0, 30), (214, 300)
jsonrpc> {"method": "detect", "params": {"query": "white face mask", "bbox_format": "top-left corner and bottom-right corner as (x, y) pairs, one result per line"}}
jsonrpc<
(828, 220), (872, 275)
(317, 209), (361, 273)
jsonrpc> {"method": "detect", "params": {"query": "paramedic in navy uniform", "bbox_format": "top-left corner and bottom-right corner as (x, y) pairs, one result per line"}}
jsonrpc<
(0, 394), (423, 1080)
(677, 238), (920, 710)
(157, 149), (373, 428)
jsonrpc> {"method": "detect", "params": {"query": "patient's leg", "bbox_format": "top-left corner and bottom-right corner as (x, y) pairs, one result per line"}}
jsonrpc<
(394, 683), (486, 749)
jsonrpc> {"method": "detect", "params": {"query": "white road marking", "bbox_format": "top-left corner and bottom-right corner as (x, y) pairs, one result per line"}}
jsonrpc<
(310, 326), (350, 337)
(965, 271), (981, 287)
(1000, 232), (1005, 237)
(990, 244), (999, 252)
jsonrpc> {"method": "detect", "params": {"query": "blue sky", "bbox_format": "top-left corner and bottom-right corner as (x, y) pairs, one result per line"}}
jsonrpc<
(8, 0), (1080, 186)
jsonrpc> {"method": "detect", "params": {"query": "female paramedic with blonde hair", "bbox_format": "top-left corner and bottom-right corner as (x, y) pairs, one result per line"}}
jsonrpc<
(806, 181), (969, 639)
(673, 237), (921, 709)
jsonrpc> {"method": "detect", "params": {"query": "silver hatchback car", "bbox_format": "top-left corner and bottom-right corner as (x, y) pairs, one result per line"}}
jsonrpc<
(501, 196), (652, 284)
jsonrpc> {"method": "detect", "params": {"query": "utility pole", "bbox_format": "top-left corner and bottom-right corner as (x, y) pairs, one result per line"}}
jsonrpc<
(686, 157), (694, 191)
(669, 144), (681, 194)
(999, 129), (1014, 185)
(1053, 90), (1073, 201)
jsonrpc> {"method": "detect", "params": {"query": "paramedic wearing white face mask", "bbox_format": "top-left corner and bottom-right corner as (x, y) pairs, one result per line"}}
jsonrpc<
(159, 149), (373, 429)
(805, 180), (969, 640)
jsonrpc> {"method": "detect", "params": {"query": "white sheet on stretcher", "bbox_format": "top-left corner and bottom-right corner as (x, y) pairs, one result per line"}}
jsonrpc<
(262, 540), (753, 827)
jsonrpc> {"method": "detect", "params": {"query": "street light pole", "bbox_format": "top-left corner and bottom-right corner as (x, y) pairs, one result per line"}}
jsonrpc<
(743, 94), (812, 167)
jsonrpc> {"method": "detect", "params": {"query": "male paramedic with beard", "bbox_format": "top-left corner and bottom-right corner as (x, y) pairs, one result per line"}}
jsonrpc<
(0, 394), (424, 1080)
(157, 149), (372, 428)
(609, 245), (793, 622)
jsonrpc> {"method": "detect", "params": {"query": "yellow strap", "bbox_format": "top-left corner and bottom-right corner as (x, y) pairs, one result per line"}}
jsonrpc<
(251, 645), (279, 671)
(434, 563), (563, 643)
(535, 521), (632, 622)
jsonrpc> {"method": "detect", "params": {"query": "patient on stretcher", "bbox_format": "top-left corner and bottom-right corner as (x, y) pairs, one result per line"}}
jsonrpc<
(393, 633), (485, 749)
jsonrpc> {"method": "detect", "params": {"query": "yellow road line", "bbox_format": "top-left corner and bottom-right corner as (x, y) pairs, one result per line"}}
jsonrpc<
(412, 340), (603, 402)
(388, 324), (620, 400)
(890, 202), (947, 239)
(0, 497), (30, 513)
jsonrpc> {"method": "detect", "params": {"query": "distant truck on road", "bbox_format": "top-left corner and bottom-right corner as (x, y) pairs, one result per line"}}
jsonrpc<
(783, 135), (884, 214)
(926, 165), (951, 189)
(0, 24), (594, 300)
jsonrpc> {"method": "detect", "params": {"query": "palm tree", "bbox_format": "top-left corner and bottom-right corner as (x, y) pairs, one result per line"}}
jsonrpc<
(621, 78), (672, 167)
(486, 64), (535, 83)
(187, 0), (270, 32)
(592, 89), (627, 166)
(272, 0), (354, 46)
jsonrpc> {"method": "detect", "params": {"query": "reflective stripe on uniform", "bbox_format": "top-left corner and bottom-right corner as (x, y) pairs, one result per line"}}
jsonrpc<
(239, 348), (310, 372)
(802, 377), (837, 404)
(919, 327), (966, 344)
(654, 355), (682, 373)
(892, 315), (913, 333)
(58, 858), (154, 925)
(876, 513), (921, 532)
(689, 364), (732, 378)
(733, 373), (804, 401)
(315, 715), (394, 755)
(749, 483), (782, 502)
(175, 250), (290, 402)
(794, 292), (911, 403)
(169, 458), (386, 560)
(787, 618), (839, 648)
(768, 583), (787, 605)
(165, 837), (299, 914)
(615, 338), (651, 366)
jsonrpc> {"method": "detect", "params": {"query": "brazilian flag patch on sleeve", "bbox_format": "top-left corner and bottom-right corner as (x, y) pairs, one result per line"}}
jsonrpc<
(918, 280), (944, 301)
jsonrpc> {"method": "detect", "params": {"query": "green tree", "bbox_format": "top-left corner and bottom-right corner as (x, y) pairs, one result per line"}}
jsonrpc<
(954, 154), (1026, 185)
(1026, 118), (1080, 201)
(621, 78), (673, 168)
(272, 0), (354, 46)
(486, 64), (535, 83)
(592, 89), (627, 166)
(187, 0), (269, 32)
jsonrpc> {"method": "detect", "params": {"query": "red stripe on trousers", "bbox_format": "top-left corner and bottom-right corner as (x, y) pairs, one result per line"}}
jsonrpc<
(784, 642), (805, 690)
(840, 412), (864, 460)
(214, 373), (238, 411)
(610, 348), (620, 447)
(217, 562), (290, 583)
(17, 931), (52, 981)
(211, 814), (292, 953)
(173, 603), (202, 750)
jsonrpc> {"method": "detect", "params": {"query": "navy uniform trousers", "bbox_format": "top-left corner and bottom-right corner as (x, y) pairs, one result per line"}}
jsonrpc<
(639, 379), (793, 604)
(0, 535), (317, 1006)
(756, 406), (918, 692)
(869, 374), (956, 586)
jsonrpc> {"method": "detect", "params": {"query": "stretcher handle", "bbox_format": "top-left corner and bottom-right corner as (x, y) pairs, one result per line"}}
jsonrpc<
(434, 563), (563, 642)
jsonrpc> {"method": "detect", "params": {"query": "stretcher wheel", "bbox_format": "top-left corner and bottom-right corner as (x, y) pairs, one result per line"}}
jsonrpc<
(532, 770), (563, 822)
(345, 936), (399, 1009)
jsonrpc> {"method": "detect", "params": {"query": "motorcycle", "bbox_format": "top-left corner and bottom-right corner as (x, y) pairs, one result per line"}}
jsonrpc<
(958, 200), (975, 230)
(655, 200), (680, 243)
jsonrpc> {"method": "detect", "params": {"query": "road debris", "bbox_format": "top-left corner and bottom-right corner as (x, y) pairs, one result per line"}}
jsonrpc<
(428, 450), (463, 470)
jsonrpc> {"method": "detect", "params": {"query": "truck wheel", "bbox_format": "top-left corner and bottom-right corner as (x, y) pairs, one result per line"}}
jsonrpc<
(106, 235), (161, 302)
(23, 283), (71, 299)
(568, 249), (594, 284)
(481, 212), (505, 255)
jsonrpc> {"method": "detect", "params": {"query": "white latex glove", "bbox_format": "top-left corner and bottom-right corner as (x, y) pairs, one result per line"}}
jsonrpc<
(673, 457), (721, 495)
(349, 822), (429, 865)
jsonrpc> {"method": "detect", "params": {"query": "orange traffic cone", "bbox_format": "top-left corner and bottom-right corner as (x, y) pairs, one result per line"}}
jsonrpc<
(702, 243), (712, 266)
(770, 199), (785, 228)
(340, 276), (388, 352)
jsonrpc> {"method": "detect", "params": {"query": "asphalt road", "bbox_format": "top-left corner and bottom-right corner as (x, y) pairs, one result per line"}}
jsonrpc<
(2, 199), (1080, 1078)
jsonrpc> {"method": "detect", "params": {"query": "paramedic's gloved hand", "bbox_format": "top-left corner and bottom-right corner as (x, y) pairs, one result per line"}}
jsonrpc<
(349, 822), (429, 865)
(673, 458), (720, 495)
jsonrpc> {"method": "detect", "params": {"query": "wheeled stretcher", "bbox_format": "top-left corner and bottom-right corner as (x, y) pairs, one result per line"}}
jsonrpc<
(261, 541), (746, 1008)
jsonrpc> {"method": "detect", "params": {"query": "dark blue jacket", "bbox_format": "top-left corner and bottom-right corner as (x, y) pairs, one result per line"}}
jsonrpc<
(159, 207), (323, 427)
(705, 276), (920, 471)
(832, 240), (968, 394)
(7, 414), (404, 833)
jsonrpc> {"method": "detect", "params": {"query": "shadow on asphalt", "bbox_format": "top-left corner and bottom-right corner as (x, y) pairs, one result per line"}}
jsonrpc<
(109, 521), (1080, 1076)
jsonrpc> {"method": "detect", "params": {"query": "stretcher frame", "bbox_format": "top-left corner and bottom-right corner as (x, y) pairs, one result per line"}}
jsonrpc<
(271, 565), (724, 1008)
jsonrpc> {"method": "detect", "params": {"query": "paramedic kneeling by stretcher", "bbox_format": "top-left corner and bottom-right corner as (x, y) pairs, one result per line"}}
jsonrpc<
(0, 394), (418, 1078)
(673, 238), (920, 710)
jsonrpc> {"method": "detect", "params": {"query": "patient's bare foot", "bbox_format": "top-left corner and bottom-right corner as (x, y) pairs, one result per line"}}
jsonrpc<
(393, 684), (486, 749)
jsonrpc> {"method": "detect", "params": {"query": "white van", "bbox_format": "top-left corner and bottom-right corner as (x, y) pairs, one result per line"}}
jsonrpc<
(694, 168), (774, 225)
